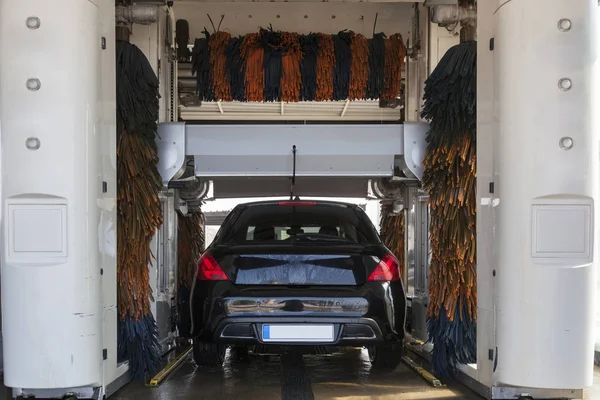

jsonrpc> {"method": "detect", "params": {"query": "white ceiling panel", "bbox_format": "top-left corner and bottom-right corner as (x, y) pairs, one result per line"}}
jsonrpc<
(172, 1), (415, 38)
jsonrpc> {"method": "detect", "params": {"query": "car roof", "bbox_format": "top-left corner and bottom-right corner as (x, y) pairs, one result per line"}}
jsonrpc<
(234, 199), (357, 208)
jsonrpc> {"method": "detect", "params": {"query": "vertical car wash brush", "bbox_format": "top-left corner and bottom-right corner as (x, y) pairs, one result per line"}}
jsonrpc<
(380, 205), (406, 281)
(116, 39), (163, 381)
(421, 40), (477, 377)
(176, 212), (206, 336)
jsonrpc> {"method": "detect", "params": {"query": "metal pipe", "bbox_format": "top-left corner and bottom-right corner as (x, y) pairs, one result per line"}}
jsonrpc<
(115, 4), (159, 26)
(178, 77), (196, 85)
(116, 26), (130, 42)
(430, 5), (476, 25)
(178, 69), (194, 79)
(460, 25), (476, 42)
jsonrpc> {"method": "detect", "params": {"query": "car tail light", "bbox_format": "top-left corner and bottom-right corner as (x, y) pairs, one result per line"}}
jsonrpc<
(278, 201), (317, 206)
(196, 254), (229, 281)
(368, 253), (401, 282)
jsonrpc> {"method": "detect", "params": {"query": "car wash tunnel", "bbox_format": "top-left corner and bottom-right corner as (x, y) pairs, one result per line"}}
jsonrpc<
(1, 0), (600, 399)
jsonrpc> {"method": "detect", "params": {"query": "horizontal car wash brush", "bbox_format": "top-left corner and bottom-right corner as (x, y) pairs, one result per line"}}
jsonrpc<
(190, 28), (405, 102)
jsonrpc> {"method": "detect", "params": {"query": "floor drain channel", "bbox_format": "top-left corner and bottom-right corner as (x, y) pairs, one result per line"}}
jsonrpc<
(281, 352), (315, 400)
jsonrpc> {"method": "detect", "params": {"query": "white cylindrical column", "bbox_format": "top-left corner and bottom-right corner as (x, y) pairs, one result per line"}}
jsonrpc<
(494, 0), (598, 389)
(0, 0), (103, 388)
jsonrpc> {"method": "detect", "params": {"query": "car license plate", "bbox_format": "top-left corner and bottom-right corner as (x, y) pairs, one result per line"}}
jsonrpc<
(262, 324), (334, 342)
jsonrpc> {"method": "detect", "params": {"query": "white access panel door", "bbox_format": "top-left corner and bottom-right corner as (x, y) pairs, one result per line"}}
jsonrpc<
(531, 203), (592, 262)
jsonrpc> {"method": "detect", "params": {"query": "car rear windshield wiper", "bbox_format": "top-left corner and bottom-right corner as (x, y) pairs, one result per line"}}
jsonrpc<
(292, 233), (352, 243)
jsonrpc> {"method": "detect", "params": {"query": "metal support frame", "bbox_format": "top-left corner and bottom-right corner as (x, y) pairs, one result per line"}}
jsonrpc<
(406, 340), (585, 400)
(14, 363), (133, 400)
(13, 387), (102, 400)
(490, 387), (582, 400)
(149, 190), (179, 355)
(408, 191), (430, 343)
(156, 123), (429, 194)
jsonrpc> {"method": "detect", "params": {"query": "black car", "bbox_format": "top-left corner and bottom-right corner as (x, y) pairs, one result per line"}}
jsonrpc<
(185, 200), (406, 369)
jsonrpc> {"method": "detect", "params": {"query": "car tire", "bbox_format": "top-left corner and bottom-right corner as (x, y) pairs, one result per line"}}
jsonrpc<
(368, 343), (404, 369)
(230, 345), (250, 363)
(193, 340), (225, 368)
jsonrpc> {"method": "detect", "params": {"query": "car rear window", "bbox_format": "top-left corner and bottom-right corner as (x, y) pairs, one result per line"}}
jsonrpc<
(217, 203), (380, 245)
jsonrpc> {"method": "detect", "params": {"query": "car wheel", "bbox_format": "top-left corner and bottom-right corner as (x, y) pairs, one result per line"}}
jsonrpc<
(230, 345), (250, 363)
(193, 340), (225, 368)
(368, 343), (403, 369)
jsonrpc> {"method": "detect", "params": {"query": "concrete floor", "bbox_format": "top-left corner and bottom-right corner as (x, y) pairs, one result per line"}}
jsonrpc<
(113, 348), (482, 400)
(584, 366), (600, 399)
(2, 350), (599, 399)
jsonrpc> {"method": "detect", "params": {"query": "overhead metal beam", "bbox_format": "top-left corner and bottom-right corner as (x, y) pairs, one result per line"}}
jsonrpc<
(204, 211), (232, 226)
(424, 0), (458, 5)
(179, 110), (401, 121)
(211, 177), (371, 199)
(156, 122), (428, 186)
(178, 0), (429, 2)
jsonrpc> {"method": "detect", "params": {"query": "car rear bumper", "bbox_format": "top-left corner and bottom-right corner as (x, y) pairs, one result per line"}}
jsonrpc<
(188, 283), (407, 345)
(210, 317), (390, 346)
